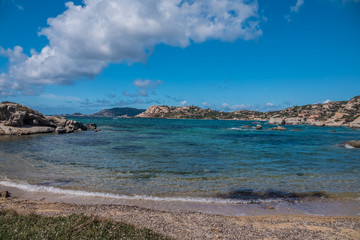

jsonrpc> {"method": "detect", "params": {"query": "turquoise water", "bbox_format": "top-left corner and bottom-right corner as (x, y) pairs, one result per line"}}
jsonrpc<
(0, 118), (359, 202)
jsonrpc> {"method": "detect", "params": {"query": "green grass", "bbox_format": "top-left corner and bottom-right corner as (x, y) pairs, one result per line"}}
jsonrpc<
(0, 210), (171, 240)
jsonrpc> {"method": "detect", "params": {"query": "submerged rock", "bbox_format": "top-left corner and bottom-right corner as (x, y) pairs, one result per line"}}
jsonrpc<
(255, 124), (262, 130)
(269, 126), (286, 131)
(0, 102), (97, 135)
(86, 123), (97, 130)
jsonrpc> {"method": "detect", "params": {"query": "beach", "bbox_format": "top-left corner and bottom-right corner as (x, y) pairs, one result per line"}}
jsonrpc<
(1, 118), (360, 238)
(1, 188), (360, 240)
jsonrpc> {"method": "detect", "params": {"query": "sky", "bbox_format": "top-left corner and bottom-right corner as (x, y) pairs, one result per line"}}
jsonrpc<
(0, 0), (359, 114)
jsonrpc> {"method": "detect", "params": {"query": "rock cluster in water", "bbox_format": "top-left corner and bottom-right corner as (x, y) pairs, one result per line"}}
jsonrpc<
(0, 102), (97, 135)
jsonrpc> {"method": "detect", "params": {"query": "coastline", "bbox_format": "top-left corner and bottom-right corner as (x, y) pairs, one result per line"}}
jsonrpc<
(1, 186), (359, 239)
(1, 181), (360, 217)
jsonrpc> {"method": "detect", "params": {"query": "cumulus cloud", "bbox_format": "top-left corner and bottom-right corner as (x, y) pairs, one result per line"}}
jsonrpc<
(323, 99), (331, 104)
(266, 102), (274, 106)
(0, 0), (262, 97)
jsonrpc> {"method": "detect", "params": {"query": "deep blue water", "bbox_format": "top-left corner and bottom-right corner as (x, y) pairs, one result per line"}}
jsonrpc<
(0, 118), (359, 201)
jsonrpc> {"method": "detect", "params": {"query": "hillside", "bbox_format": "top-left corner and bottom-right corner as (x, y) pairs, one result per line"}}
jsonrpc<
(90, 107), (146, 117)
(136, 96), (360, 128)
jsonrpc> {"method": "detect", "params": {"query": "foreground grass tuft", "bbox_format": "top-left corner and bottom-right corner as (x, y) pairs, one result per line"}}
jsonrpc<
(0, 210), (171, 240)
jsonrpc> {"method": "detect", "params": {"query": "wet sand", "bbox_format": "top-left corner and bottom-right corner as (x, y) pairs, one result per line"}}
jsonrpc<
(1, 186), (360, 239)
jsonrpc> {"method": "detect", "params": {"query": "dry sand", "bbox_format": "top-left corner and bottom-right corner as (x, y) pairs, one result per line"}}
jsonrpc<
(1, 192), (359, 240)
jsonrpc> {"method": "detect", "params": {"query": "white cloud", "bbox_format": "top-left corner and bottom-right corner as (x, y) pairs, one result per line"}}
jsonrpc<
(323, 99), (331, 104)
(125, 79), (164, 97)
(180, 100), (187, 106)
(0, 0), (262, 97)
(221, 102), (247, 111)
(285, 0), (304, 21)
(290, 0), (304, 13)
(266, 102), (274, 106)
(202, 101), (212, 107)
(133, 79), (163, 89)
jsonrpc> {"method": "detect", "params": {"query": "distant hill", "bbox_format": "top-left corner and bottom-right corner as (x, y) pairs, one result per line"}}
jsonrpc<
(90, 107), (146, 117)
(135, 95), (360, 128)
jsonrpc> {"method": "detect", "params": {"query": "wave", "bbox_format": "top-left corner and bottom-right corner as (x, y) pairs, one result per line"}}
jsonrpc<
(0, 179), (287, 205)
(344, 144), (355, 149)
(228, 127), (254, 131)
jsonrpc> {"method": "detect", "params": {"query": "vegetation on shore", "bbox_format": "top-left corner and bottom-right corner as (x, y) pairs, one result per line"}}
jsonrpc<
(0, 210), (171, 240)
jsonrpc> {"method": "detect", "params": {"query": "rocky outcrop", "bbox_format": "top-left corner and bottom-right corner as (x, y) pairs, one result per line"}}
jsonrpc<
(0, 102), (97, 135)
(135, 95), (360, 128)
(349, 116), (360, 128)
(255, 124), (262, 130)
(268, 118), (285, 125)
(341, 140), (360, 148)
(136, 105), (222, 119)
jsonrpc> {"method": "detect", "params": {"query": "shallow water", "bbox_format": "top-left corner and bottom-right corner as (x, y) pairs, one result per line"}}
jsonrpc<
(0, 118), (359, 204)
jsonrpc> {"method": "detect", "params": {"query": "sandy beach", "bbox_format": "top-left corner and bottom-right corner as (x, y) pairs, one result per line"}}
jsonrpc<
(1, 187), (360, 240)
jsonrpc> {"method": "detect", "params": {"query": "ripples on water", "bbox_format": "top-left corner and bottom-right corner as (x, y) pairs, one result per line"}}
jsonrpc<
(0, 118), (359, 201)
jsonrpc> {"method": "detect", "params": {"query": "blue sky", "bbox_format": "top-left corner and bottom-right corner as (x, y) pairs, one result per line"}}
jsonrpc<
(0, 0), (359, 114)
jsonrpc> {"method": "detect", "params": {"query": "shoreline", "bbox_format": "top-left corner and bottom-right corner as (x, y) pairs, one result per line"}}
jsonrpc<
(0, 187), (359, 239)
(1, 182), (359, 217)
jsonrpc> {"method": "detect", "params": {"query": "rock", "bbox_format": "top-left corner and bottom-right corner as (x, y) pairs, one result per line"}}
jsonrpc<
(46, 116), (67, 127)
(307, 119), (325, 127)
(55, 127), (67, 134)
(0, 102), (94, 135)
(256, 124), (262, 130)
(94, 129), (101, 132)
(292, 128), (302, 131)
(341, 140), (360, 148)
(86, 123), (97, 130)
(333, 112), (347, 120)
(349, 116), (360, 128)
(269, 126), (286, 131)
(325, 120), (345, 127)
(284, 118), (306, 125)
(0, 190), (10, 198)
(242, 125), (252, 128)
(0, 102), (55, 128)
(0, 124), (55, 135)
(269, 118), (286, 125)
(4, 111), (25, 127)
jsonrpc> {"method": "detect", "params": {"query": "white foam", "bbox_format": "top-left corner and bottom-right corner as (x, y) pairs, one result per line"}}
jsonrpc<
(344, 144), (355, 149)
(228, 127), (253, 131)
(0, 179), (283, 205)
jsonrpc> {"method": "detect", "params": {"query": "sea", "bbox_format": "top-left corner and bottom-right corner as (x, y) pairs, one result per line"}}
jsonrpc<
(1, 117), (359, 216)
